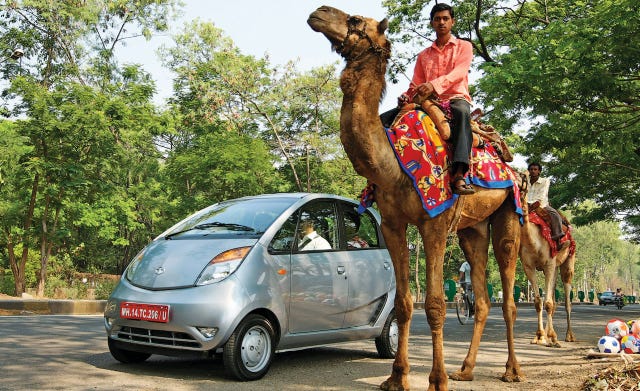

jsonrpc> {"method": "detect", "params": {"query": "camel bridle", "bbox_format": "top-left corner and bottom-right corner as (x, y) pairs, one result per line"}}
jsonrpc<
(337, 15), (390, 61)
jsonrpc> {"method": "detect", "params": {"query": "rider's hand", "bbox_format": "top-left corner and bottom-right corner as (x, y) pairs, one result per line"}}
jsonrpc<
(397, 94), (410, 107)
(416, 82), (435, 98)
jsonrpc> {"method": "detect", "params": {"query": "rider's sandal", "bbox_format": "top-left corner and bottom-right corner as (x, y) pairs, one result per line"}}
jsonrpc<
(451, 176), (475, 195)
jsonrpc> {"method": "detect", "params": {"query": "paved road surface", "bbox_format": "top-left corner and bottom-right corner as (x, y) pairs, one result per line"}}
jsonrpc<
(0, 304), (633, 390)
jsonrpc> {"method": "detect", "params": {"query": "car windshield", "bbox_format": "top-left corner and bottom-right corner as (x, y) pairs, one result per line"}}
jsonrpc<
(163, 197), (297, 239)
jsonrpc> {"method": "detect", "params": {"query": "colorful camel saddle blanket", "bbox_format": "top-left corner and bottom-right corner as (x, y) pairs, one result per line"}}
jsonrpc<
(529, 211), (576, 257)
(359, 109), (523, 219)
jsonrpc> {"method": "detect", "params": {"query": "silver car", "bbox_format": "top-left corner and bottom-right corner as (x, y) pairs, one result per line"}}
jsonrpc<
(104, 193), (397, 380)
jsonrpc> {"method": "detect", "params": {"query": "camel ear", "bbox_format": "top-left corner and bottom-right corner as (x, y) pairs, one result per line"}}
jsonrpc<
(378, 18), (388, 33)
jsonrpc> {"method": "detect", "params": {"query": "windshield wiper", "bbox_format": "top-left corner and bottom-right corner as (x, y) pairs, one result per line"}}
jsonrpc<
(165, 222), (253, 240)
(194, 222), (254, 231)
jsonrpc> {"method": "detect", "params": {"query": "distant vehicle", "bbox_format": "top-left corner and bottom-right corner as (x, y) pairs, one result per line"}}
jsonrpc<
(104, 193), (397, 381)
(599, 291), (624, 308)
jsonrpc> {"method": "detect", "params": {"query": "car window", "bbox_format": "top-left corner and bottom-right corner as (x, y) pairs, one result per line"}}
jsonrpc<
(341, 203), (379, 249)
(295, 200), (338, 252)
(269, 214), (297, 253)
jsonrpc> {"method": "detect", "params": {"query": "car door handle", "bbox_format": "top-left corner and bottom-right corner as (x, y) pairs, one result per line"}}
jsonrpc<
(337, 266), (346, 275)
(383, 262), (391, 270)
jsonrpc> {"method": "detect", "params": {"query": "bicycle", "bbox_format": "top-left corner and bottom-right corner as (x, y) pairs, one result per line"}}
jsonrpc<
(455, 284), (475, 325)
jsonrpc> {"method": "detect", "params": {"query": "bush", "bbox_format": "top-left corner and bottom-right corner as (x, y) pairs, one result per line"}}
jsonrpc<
(0, 273), (16, 296)
(95, 279), (119, 300)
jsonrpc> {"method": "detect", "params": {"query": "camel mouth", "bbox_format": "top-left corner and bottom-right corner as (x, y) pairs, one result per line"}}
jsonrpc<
(307, 15), (345, 51)
(307, 15), (323, 32)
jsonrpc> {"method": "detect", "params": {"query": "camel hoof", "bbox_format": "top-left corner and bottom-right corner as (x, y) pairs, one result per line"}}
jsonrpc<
(380, 379), (409, 391)
(449, 370), (474, 381)
(501, 374), (524, 383)
(565, 333), (576, 342)
(547, 341), (561, 348)
(531, 337), (547, 345)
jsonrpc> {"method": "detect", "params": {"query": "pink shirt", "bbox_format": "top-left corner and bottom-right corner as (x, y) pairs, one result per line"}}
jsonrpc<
(405, 36), (473, 103)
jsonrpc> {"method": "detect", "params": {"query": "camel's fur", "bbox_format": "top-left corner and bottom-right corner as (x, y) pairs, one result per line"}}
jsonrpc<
(308, 7), (523, 390)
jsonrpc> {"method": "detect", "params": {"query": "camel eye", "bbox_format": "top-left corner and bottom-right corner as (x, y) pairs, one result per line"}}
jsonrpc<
(347, 16), (361, 26)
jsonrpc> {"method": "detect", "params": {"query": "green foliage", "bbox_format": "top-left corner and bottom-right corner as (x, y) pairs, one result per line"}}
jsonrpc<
(571, 218), (640, 293)
(0, 274), (15, 295)
(94, 279), (119, 300)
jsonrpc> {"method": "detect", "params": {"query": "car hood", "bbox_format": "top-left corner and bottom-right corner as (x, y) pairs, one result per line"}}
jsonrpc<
(127, 238), (258, 289)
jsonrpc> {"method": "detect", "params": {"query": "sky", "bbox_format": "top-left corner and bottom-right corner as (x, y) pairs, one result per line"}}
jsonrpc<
(118, 0), (406, 111)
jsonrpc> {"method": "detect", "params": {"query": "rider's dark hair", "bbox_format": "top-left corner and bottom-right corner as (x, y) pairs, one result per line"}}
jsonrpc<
(430, 3), (454, 21)
(527, 162), (542, 171)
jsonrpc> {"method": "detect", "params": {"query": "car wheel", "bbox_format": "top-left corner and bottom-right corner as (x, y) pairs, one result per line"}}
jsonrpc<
(223, 314), (275, 381)
(107, 338), (151, 363)
(375, 310), (398, 359)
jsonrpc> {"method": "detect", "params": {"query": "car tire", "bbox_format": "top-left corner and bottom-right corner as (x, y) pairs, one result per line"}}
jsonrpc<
(375, 310), (398, 359)
(107, 338), (151, 363)
(223, 314), (275, 381)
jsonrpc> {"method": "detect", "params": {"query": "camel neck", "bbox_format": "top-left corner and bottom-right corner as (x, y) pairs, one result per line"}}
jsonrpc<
(339, 57), (406, 185)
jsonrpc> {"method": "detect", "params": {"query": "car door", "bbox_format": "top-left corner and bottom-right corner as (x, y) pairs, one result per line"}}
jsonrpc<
(339, 201), (394, 328)
(286, 199), (348, 333)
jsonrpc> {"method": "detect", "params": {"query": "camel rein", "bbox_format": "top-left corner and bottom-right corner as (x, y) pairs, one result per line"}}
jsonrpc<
(339, 16), (416, 87)
(338, 16), (390, 62)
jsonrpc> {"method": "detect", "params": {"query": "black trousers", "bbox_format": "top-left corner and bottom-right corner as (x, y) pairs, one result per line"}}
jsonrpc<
(545, 206), (565, 240)
(450, 99), (472, 174)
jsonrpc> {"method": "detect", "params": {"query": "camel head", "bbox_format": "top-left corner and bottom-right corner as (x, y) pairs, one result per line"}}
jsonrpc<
(307, 6), (390, 62)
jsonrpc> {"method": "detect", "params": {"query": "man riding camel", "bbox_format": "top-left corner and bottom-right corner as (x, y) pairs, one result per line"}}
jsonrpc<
(527, 162), (569, 250)
(398, 3), (475, 195)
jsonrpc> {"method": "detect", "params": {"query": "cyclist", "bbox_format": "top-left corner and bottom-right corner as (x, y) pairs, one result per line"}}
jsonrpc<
(614, 288), (625, 308)
(458, 260), (474, 315)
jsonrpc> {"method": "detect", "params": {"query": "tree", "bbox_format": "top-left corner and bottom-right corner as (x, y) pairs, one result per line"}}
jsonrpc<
(160, 20), (355, 202)
(0, 0), (178, 294)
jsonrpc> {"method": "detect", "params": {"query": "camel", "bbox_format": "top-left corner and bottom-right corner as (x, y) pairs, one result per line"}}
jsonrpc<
(308, 6), (523, 390)
(519, 187), (577, 347)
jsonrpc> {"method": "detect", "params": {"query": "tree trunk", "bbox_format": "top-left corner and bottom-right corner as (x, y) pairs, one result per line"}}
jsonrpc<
(7, 240), (26, 296)
(35, 196), (61, 298)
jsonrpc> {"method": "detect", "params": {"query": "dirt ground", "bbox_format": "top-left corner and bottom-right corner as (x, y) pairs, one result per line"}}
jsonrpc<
(1, 293), (637, 390)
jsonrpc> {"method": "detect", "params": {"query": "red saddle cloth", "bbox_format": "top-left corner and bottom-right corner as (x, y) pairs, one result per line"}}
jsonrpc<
(359, 109), (523, 219)
(529, 211), (576, 257)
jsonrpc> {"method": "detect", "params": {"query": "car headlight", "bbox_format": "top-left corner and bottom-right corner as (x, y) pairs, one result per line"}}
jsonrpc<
(196, 247), (251, 286)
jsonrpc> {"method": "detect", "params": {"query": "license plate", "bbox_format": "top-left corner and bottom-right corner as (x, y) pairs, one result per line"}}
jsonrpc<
(120, 302), (170, 323)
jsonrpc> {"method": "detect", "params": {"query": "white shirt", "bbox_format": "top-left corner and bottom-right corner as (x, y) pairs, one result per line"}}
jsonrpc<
(348, 237), (369, 248)
(528, 176), (550, 208)
(459, 261), (471, 283)
(299, 231), (331, 251)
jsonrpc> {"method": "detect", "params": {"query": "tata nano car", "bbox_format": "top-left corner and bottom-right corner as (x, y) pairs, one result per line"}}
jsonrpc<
(104, 193), (397, 381)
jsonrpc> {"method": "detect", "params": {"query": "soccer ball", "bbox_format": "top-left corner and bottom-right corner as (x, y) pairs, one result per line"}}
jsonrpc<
(598, 335), (621, 353)
(629, 320), (640, 336)
(621, 335), (640, 354)
(606, 318), (629, 339)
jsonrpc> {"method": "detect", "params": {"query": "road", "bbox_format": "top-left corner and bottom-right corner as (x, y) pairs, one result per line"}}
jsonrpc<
(0, 304), (634, 390)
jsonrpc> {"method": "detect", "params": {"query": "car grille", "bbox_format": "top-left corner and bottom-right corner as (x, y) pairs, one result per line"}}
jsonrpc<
(115, 326), (201, 349)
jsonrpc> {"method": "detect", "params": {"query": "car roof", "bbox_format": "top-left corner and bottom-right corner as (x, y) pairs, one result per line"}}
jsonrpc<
(235, 192), (357, 203)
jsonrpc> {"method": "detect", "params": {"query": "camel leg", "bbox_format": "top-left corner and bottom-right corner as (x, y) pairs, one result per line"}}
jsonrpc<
(520, 256), (548, 345)
(417, 222), (449, 391)
(491, 202), (523, 382)
(542, 264), (560, 347)
(560, 253), (576, 342)
(449, 222), (490, 382)
(379, 220), (412, 391)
